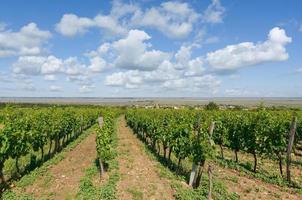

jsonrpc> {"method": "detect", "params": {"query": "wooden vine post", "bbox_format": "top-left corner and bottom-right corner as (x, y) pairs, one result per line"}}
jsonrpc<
(0, 162), (4, 185)
(207, 121), (215, 200)
(98, 116), (105, 177)
(189, 116), (201, 188)
(286, 116), (297, 183)
(189, 163), (198, 187)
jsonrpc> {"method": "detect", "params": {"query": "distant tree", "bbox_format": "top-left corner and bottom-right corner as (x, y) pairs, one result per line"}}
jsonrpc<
(233, 105), (243, 110)
(205, 102), (219, 110)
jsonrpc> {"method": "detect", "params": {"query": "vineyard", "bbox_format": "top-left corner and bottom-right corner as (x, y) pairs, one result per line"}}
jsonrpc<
(0, 106), (99, 189)
(1, 104), (302, 199)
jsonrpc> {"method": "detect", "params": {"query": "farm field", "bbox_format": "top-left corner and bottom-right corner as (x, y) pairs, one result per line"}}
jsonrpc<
(2, 0), (302, 199)
(1, 103), (302, 200)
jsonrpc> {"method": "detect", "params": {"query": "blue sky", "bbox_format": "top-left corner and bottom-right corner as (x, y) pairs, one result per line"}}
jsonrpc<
(0, 0), (301, 97)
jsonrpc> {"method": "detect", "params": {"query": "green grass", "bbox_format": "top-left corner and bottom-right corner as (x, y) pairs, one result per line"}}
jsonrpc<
(126, 188), (144, 200)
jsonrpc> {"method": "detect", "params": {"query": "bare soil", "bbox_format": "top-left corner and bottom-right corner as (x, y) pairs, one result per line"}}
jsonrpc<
(221, 146), (302, 185)
(23, 132), (97, 200)
(116, 117), (175, 200)
(214, 164), (302, 200)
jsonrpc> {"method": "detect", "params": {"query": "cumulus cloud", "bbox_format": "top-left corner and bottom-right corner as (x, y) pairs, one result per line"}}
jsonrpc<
(202, 0), (225, 24)
(55, 14), (95, 36)
(111, 29), (170, 71)
(174, 45), (205, 76)
(12, 55), (94, 88)
(131, 1), (200, 38)
(94, 15), (127, 36)
(55, 0), (134, 37)
(13, 55), (64, 75)
(104, 60), (218, 93)
(0, 23), (51, 57)
(56, 1), (203, 39)
(105, 59), (179, 89)
(175, 46), (192, 69)
(55, 13), (127, 37)
(206, 27), (292, 70)
(88, 55), (108, 72)
(12, 54), (102, 95)
(105, 70), (142, 89)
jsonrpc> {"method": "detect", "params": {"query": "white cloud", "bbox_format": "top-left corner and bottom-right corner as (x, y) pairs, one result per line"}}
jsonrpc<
(206, 27), (292, 70)
(13, 55), (64, 75)
(49, 85), (62, 92)
(104, 59), (218, 92)
(112, 29), (170, 71)
(56, 1), (201, 39)
(184, 57), (205, 76)
(55, 14), (95, 36)
(162, 78), (187, 89)
(175, 46), (192, 69)
(94, 15), (127, 36)
(13, 56), (46, 75)
(64, 57), (86, 76)
(55, 13), (127, 37)
(44, 74), (56, 81)
(174, 45), (205, 76)
(202, 0), (225, 24)
(162, 75), (220, 92)
(88, 55), (108, 72)
(0, 72), (11, 82)
(299, 24), (302, 32)
(0, 23), (51, 57)
(142, 60), (179, 82)
(110, 0), (139, 18)
(79, 84), (95, 93)
(131, 1), (199, 38)
(41, 56), (64, 74)
(12, 55), (92, 86)
(105, 70), (142, 89)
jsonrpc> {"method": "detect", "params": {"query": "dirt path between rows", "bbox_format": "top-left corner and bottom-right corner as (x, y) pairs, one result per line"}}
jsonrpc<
(214, 164), (302, 200)
(23, 131), (97, 200)
(116, 117), (175, 200)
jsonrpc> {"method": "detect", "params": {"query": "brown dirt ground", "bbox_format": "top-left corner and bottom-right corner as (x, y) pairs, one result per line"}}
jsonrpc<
(221, 146), (302, 185)
(116, 117), (175, 200)
(213, 147), (302, 200)
(214, 164), (302, 200)
(22, 132), (97, 200)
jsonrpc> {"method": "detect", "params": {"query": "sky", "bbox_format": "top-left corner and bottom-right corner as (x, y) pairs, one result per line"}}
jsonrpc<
(0, 0), (302, 97)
